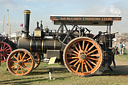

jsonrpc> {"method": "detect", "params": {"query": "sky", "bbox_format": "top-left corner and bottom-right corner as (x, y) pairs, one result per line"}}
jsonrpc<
(0, 0), (128, 34)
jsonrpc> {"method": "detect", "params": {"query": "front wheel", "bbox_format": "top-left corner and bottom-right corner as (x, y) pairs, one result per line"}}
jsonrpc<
(63, 37), (102, 76)
(7, 49), (35, 76)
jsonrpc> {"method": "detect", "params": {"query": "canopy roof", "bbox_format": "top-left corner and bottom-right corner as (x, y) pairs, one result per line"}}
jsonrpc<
(50, 15), (122, 25)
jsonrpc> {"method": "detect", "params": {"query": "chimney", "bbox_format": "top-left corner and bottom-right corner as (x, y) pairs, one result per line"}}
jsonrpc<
(23, 10), (31, 38)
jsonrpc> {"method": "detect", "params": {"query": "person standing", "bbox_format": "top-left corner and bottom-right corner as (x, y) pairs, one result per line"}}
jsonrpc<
(112, 55), (116, 68)
(119, 42), (122, 55)
(114, 44), (118, 55)
(122, 42), (125, 55)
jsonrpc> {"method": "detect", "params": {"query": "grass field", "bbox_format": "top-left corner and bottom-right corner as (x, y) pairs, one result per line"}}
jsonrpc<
(0, 54), (128, 85)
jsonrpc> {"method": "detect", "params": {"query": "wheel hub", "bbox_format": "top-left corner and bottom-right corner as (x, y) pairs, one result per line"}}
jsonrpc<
(80, 53), (86, 60)
(18, 61), (23, 65)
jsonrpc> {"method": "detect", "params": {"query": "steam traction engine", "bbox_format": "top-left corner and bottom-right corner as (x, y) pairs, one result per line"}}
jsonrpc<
(6, 10), (121, 76)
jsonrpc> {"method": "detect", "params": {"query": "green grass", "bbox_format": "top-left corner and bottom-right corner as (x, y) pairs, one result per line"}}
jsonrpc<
(116, 54), (128, 62)
(0, 56), (128, 85)
(116, 49), (128, 62)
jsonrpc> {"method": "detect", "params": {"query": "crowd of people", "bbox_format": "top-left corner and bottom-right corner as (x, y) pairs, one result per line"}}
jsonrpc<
(114, 42), (126, 55)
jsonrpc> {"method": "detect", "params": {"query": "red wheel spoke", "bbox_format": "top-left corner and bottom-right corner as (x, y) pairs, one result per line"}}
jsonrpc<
(87, 49), (97, 55)
(5, 50), (11, 53)
(69, 59), (78, 64)
(4, 54), (7, 57)
(88, 60), (97, 66)
(82, 40), (85, 50)
(2, 57), (6, 61)
(6, 48), (11, 51)
(2, 44), (5, 49)
(5, 54), (9, 57)
(84, 42), (89, 52)
(67, 57), (78, 59)
(0, 44), (2, 49)
(73, 44), (79, 52)
(11, 64), (18, 68)
(86, 61), (93, 70)
(3, 46), (8, 50)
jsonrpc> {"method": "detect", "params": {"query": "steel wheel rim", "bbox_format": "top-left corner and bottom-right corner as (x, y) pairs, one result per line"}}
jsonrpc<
(0, 42), (12, 62)
(33, 53), (41, 69)
(63, 37), (102, 76)
(7, 49), (34, 76)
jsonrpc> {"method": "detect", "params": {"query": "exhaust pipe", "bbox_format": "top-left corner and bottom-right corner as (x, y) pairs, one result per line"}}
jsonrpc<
(22, 10), (31, 38)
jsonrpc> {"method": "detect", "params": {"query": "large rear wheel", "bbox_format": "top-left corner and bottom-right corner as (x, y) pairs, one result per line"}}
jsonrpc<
(7, 49), (35, 76)
(63, 37), (102, 76)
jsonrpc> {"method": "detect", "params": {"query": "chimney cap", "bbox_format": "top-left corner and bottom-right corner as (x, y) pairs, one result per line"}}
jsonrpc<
(24, 10), (31, 14)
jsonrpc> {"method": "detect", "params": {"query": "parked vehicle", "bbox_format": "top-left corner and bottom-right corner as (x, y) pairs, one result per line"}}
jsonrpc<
(6, 10), (121, 76)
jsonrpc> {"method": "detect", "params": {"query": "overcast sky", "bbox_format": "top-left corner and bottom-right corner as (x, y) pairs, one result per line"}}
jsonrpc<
(0, 0), (128, 34)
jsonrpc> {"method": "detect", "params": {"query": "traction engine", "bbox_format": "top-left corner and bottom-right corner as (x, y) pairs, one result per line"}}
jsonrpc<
(6, 10), (121, 76)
